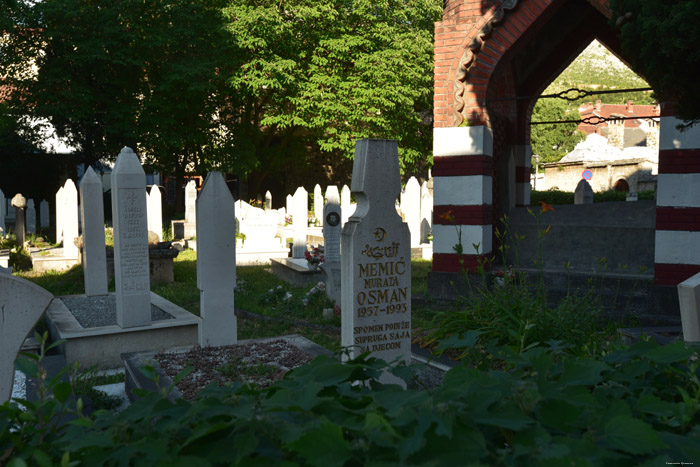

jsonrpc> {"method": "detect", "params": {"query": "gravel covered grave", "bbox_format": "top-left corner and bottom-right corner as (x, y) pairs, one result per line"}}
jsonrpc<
(61, 295), (172, 328)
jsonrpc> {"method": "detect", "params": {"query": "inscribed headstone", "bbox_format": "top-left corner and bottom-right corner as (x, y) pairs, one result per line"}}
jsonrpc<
(26, 199), (36, 235)
(341, 139), (411, 374)
(62, 180), (79, 258)
(678, 272), (700, 342)
(574, 179), (593, 205)
(40, 200), (49, 228)
(80, 167), (108, 296)
(0, 274), (53, 403)
(420, 180), (433, 243)
(147, 185), (163, 242)
(321, 185), (341, 304)
(197, 171), (237, 346)
(401, 176), (421, 247)
(341, 184), (351, 226)
(314, 184), (323, 226)
(185, 180), (197, 224)
(111, 147), (151, 328)
(292, 186), (308, 258)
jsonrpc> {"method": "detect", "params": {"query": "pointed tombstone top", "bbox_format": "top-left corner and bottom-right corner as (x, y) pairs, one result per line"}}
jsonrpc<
(150, 184), (162, 200)
(27, 199), (35, 208)
(63, 178), (77, 195)
(406, 176), (420, 191)
(325, 185), (340, 204)
(113, 147), (145, 177)
(81, 166), (101, 186)
(352, 139), (400, 212)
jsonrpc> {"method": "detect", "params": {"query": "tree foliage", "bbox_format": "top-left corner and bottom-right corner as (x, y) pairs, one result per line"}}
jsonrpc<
(610, 0), (700, 127)
(530, 98), (584, 165)
(1, 0), (440, 193)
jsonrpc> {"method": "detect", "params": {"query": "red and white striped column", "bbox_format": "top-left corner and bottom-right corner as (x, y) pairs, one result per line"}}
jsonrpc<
(654, 113), (700, 285)
(432, 126), (493, 272)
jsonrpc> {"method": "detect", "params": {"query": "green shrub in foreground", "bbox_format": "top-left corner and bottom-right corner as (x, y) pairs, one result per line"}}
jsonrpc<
(2, 339), (699, 465)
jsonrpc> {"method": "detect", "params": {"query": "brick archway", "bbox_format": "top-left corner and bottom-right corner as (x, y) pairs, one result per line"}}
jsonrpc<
(432, 0), (700, 287)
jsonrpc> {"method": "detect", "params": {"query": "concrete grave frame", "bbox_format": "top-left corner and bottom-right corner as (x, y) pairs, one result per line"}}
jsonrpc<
(430, 0), (700, 316)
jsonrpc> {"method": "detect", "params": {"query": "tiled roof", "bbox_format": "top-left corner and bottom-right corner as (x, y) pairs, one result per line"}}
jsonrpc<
(578, 100), (660, 135)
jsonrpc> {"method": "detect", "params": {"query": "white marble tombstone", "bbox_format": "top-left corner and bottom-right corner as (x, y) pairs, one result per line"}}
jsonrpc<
(321, 185), (341, 305)
(341, 139), (411, 379)
(286, 194), (294, 215)
(678, 272), (700, 342)
(55, 186), (64, 243)
(197, 171), (237, 347)
(111, 147), (151, 328)
(80, 167), (108, 296)
(185, 180), (197, 224)
(62, 180), (79, 258)
(314, 184), (323, 226)
(26, 199), (36, 235)
(0, 188), (5, 234)
(401, 176), (421, 248)
(341, 184), (351, 226)
(265, 190), (272, 211)
(40, 200), (50, 228)
(1, 274), (54, 403)
(292, 186), (308, 258)
(574, 179), (594, 205)
(420, 181), (433, 243)
(147, 185), (163, 242)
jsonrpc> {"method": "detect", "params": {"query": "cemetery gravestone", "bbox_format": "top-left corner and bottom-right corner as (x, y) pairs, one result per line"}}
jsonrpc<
(62, 180), (80, 258)
(111, 147), (151, 328)
(265, 190), (272, 211)
(0, 274), (54, 403)
(321, 185), (341, 304)
(574, 179), (594, 205)
(341, 139), (411, 372)
(26, 199), (36, 235)
(341, 184), (351, 226)
(678, 272), (700, 342)
(11, 194), (26, 246)
(40, 199), (49, 228)
(197, 171), (237, 346)
(80, 167), (108, 296)
(286, 194), (294, 216)
(314, 184), (323, 226)
(147, 185), (163, 242)
(420, 180), (433, 243)
(55, 186), (64, 243)
(292, 186), (308, 258)
(401, 176), (421, 247)
(185, 180), (197, 224)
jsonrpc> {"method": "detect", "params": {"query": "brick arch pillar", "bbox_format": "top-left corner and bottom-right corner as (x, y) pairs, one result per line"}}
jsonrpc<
(654, 103), (700, 285)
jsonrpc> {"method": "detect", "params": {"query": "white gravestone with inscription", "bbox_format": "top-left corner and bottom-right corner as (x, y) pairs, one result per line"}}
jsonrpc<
(62, 179), (79, 258)
(292, 186), (308, 258)
(185, 180), (197, 224)
(40, 199), (49, 228)
(55, 186), (64, 243)
(401, 176), (421, 247)
(341, 139), (411, 373)
(197, 171), (237, 347)
(314, 184), (323, 226)
(26, 199), (36, 235)
(111, 147), (151, 328)
(80, 167), (108, 296)
(321, 185), (341, 305)
(147, 185), (163, 241)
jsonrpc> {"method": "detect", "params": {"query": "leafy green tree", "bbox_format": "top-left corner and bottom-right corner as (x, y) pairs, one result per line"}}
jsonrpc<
(610, 0), (700, 127)
(222, 0), (441, 193)
(530, 98), (585, 165)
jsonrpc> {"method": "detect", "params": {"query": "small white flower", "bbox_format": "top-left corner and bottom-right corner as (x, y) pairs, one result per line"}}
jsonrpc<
(283, 292), (293, 301)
